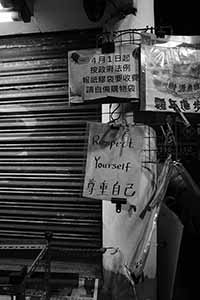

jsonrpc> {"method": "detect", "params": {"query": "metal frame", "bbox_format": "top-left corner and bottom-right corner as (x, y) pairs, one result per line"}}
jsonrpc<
(0, 232), (52, 300)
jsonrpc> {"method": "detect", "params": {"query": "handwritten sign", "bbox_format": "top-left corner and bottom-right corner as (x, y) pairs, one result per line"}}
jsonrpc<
(141, 43), (200, 113)
(83, 122), (144, 201)
(68, 44), (139, 103)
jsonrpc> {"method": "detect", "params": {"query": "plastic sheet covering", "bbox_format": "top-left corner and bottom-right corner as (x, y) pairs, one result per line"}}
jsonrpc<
(173, 161), (200, 197)
(166, 160), (200, 224)
(164, 161), (200, 299)
(141, 38), (200, 113)
(101, 125), (159, 300)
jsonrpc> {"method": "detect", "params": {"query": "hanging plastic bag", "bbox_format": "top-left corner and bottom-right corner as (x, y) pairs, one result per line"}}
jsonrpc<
(100, 124), (158, 300)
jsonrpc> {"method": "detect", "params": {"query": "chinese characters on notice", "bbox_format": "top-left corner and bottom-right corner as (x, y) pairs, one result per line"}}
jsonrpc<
(83, 53), (139, 96)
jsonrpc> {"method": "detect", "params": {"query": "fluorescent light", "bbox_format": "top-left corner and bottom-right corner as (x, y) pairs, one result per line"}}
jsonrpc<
(0, 2), (13, 22)
(0, 2), (20, 22)
(0, 11), (14, 22)
(0, 1), (31, 22)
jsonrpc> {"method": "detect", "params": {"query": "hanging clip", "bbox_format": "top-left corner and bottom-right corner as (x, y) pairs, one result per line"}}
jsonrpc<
(109, 103), (121, 124)
(111, 197), (127, 213)
(166, 122), (176, 146)
(160, 125), (167, 140)
(160, 123), (176, 147)
(172, 103), (191, 128)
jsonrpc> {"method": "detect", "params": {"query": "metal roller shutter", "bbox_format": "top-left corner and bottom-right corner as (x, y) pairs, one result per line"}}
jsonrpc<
(0, 31), (102, 276)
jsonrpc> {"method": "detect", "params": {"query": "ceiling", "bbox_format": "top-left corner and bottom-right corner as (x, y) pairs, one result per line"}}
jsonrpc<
(0, 0), (154, 36)
(0, 0), (99, 36)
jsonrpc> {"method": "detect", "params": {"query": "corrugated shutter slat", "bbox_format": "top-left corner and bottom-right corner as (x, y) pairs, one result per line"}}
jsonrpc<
(0, 31), (102, 276)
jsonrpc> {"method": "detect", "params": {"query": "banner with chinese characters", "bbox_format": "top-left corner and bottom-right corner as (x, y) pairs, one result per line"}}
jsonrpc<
(141, 43), (200, 113)
(68, 44), (139, 103)
(83, 122), (144, 202)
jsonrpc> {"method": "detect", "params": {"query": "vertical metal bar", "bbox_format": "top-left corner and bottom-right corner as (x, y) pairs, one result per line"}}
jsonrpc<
(44, 232), (52, 300)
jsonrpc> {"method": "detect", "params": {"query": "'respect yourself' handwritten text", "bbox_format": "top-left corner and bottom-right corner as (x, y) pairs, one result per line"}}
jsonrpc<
(92, 134), (134, 150)
(94, 156), (131, 172)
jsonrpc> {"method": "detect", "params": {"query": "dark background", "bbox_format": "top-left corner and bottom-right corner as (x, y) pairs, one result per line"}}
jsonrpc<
(154, 1), (200, 35)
